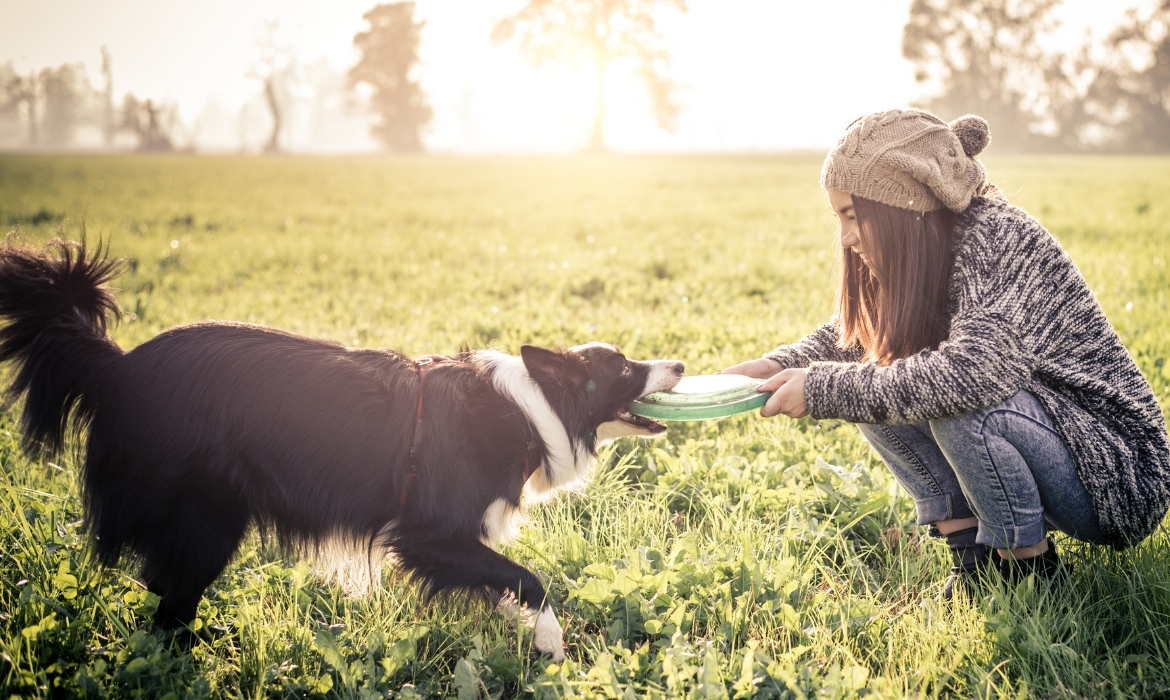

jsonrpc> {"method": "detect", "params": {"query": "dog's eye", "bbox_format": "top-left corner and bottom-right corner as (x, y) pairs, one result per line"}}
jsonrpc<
(621, 364), (631, 376)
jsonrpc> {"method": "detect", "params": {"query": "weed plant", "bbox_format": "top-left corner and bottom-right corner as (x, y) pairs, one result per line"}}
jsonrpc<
(0, 154), (1168, 698)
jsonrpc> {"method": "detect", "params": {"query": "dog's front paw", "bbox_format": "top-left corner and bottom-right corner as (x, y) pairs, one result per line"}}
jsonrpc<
(534, 607), (565, 662)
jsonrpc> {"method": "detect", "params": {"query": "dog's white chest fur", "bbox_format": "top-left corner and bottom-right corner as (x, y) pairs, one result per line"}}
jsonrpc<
(481, 497), (521, 546)
(474, 350), (594, 499)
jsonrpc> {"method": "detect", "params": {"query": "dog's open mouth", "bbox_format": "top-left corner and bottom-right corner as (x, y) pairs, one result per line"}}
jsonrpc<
(616, 407), (666, 434)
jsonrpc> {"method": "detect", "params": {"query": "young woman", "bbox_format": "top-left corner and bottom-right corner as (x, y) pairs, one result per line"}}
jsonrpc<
(725, 109), (1170, 598)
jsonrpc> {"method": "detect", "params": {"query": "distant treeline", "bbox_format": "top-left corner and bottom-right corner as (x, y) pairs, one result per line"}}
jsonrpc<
(0, 48), (177, 152)
(0, 3), (433, 154)
(905, 0), (1170, 152)
(3, 0), (1169, 153)
(0, 0), (683, 154)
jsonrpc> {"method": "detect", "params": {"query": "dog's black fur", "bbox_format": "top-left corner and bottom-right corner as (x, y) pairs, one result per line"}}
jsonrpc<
(0, 238), (681, 646)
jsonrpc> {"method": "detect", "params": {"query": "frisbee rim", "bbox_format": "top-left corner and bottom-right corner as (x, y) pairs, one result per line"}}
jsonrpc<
(626, 374), (774, 421)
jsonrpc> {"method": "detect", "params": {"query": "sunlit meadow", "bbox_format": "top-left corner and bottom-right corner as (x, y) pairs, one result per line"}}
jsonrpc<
(1, 154), (1169, 698)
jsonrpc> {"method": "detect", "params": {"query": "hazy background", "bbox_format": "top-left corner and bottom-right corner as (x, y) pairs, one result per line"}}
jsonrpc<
(0, 0), (1157, 153)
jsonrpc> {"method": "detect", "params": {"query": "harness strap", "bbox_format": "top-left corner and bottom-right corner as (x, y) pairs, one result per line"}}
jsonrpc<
(398, 357), (544, 511)
(401, 357), (435, 510)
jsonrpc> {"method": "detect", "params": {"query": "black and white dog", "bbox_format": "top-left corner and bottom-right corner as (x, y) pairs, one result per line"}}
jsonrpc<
(0, 238), (683, 660)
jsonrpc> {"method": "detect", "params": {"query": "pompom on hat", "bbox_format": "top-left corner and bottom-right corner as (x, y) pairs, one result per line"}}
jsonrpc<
(820, 109), (991, 213)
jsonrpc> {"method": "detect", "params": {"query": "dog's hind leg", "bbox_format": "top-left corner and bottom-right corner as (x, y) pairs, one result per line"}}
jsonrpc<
(139, 491), (251, 628)
(391, 536), (566, 661)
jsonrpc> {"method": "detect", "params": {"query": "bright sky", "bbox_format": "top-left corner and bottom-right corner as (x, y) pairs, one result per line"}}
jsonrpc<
(0, 0), (1149, 152)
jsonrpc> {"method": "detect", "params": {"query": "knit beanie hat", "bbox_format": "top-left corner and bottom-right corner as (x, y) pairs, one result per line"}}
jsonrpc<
(820, 109), (991, 213)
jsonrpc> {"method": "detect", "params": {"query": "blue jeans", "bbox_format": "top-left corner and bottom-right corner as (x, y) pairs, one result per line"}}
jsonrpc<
(857, 390), (1104, 549)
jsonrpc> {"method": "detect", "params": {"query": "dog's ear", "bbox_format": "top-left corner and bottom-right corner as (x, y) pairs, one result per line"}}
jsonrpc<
(521, 345), (586, 389)
(521, 345), (566, 386)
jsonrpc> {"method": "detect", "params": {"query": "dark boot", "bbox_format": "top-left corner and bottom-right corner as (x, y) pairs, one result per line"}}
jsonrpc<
(938, 526), (993, 600)
(997, 539), (1066, 584)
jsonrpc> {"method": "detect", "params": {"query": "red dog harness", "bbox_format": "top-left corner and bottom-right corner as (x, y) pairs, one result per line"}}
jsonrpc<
(399, 357), (541, 510)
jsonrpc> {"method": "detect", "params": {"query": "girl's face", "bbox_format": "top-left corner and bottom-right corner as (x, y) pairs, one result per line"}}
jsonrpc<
(827, 188), (867, 265)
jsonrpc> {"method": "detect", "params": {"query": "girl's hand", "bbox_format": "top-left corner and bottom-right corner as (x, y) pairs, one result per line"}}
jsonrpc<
(721, 358), (782, 379)
(759, 368), (809, 418)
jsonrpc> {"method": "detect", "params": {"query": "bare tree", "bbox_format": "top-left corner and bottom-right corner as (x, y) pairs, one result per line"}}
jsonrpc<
(100, 46), (115, 147)
(348, 2), (432, 153)
(40, 63), (91, 148)
(247, 21), (298, 154)
(262, 78), (282, 153)
(5, 70), (40, 146)
(0, 62), (20, 146)
(492, 0), (687, 152)
(121, 94), (175, 151)
(902, 0), (1062, 152)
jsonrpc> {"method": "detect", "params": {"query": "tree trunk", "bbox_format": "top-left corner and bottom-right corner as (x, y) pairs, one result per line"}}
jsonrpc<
(103, 89), (114, 147)
(24, 73), (39, 147)
(587, 52), (608, 152)
(101, 46), (115, 147)
(263, 77), (282, 154)
(27, 98), (38, 147)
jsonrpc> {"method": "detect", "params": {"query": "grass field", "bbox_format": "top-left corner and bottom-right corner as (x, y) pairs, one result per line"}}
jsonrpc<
(1, 153), (1168, 698)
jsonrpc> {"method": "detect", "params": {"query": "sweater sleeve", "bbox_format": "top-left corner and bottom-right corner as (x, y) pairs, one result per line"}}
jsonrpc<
(762, 322), (864, 368)
(802, 199), (1053, 425)
(803, 309), (1037, 424)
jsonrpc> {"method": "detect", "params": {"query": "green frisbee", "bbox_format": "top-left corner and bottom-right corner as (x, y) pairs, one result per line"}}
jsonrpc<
(627, 374), (773, 422)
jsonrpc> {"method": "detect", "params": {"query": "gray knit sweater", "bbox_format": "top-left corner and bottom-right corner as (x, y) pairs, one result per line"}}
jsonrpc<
(765, 197), (1170, 548)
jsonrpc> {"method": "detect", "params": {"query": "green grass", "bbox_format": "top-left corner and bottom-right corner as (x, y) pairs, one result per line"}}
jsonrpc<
(0, 153), (1168, 698)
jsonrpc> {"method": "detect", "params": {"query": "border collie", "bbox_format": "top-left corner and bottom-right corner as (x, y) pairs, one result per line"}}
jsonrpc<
(0, 238), (683, 660)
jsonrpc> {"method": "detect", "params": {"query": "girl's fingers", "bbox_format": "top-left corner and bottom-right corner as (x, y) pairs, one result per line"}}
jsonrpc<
(757, 368), (793, 391)
(761, 388), (788, 418)
(722, 358), (781, 378)
(759, 368), (809, 418)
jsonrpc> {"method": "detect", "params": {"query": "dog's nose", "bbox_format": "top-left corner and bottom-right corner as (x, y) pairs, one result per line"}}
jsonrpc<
(671, 361), (685, 375)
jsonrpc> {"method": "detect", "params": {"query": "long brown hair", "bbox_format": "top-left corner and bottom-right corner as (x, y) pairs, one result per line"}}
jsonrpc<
(835, 196), (957, 365)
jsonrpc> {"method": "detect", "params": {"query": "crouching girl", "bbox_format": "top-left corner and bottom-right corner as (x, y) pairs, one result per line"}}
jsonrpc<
(725, 109), (1170, 598)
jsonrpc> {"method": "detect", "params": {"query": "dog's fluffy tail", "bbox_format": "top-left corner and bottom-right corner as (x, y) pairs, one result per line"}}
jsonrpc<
(0, 236), (124, 454)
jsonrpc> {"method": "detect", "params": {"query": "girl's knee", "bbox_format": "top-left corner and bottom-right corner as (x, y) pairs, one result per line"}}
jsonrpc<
(930, 391), (1050, 452)
(928, 408), (990, 451)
